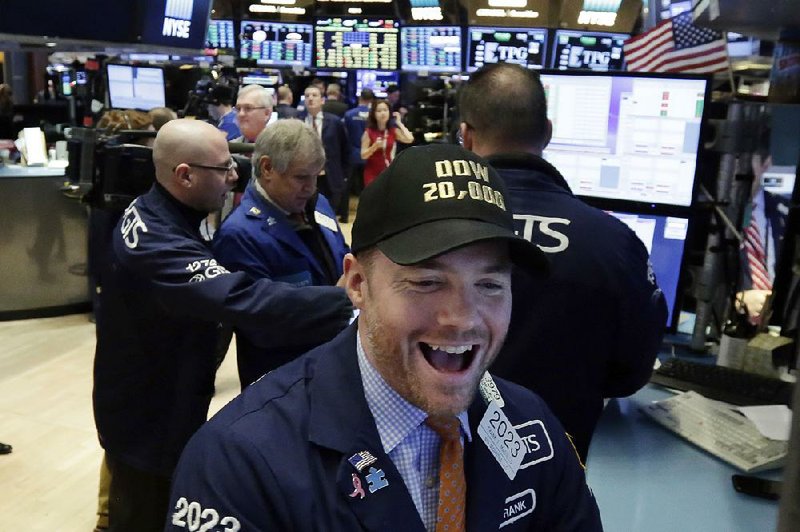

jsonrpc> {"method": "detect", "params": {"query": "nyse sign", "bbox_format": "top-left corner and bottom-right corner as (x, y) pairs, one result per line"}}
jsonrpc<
(162, 0), (193, 39)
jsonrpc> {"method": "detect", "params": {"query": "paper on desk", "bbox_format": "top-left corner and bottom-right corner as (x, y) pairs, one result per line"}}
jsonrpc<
(736, 405), (792, 441)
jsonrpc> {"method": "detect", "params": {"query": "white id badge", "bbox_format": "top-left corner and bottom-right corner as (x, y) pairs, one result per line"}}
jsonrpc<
(478, 402), (525, 480)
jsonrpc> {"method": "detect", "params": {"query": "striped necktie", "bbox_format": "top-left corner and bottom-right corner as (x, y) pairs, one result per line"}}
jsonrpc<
(744, 203), (772, 290)
(426, 416), (466, 532)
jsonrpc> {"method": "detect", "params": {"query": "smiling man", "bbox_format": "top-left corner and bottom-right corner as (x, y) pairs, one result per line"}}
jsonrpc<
(213, 119), (352, 389)
(165, 144), (602, 531)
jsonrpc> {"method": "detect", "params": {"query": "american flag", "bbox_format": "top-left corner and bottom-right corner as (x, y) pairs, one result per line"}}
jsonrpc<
(624, 10), (729, 74)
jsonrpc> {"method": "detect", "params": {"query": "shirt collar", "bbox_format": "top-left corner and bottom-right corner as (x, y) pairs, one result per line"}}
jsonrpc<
(253, 179), (290, 216)
(356, 330), (471, 454)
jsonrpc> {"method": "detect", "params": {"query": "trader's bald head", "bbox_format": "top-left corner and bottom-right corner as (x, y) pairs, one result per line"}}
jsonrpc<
(152, 119), (238, 213)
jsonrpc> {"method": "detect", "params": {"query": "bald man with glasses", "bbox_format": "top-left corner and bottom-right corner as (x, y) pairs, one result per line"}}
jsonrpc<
(92, 119), (353, 531)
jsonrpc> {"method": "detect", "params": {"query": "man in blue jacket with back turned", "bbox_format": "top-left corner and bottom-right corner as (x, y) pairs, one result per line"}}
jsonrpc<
(458, 63), (667, 461)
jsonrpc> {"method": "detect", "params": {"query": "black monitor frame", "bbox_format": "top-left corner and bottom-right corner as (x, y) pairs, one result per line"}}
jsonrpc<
(400, 25), (464, 73)
(465, 25), (549, 72)
(238, 19), (314, 68)
(538, 69), (712, 211)
(549, 28), (630, 71)
(205, 18), (236, 54)
(313, 16), (400, 71)
(105, 63), (167, 112)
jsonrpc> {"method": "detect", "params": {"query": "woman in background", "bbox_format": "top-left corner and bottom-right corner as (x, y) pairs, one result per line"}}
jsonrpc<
(360, 98), (413, 188)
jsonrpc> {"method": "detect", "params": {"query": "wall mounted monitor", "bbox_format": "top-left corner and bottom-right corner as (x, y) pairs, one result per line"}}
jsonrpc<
(240, 72), (283, 87)
(550, 29), (628, 71)
(401, 25), (462, 73)
(315, 18), (399, 70)
(356, 70), (400, 98)
(239, 20), (313, 67)
(106, 64), (166, 111)
(540, 71), (709, 208)
(606, 210), (689, 330)
(467, 26), (548, 72)
(205, 19), (236, 51)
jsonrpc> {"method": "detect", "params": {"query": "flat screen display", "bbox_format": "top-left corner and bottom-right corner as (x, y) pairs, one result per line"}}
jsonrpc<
(550, 30), (628, 71)
(401, 26), (462, 72)
(467, 26), (548, 72)
(239, 20), (313, 67)
(606, 210), (689, 329)
(240, 73), (282, 87)
(356, 70), (399, 98)
(540, 72), (708, 207)
(315, 18), (399, 70)
(106, 64), (166, 111)
(205, 19), (235, 51)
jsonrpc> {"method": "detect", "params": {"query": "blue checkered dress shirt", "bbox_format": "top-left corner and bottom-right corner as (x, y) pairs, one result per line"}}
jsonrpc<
(356, 333), (471, 532)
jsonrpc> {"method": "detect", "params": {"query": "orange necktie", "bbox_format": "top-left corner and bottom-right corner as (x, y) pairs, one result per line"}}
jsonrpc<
(426, 416), (466, 532)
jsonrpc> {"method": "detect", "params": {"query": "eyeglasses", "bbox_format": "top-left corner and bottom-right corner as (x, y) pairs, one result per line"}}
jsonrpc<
(235, 105), (267, 113)
(182, 159), (238, 175)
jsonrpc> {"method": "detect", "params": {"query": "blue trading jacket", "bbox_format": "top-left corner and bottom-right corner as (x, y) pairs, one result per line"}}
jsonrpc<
(344, 104), (370, 167)
(213, 184), (351, 387)
(166, 325), (603, 531)
(92, 183), (352, 476)
(487, 153), (667, 462)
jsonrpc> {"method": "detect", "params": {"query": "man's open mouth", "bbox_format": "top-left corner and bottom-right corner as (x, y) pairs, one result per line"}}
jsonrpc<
(420, 342), (477, 373)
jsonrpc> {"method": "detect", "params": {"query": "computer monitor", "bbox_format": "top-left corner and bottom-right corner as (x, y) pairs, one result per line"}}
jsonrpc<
(315, 18), (399, 70)
(401, 26), (462, 73)
(239, 20), (313, 67)
(606, 210), (690, 330)
(540, 71), (709, 208)
(356, 70), (399, 98)
(106, 64), (166, 111)
(240, 72), (283, 87)
(550, 29), (628, 71)
(205, 19), (236, 53)
(466, 26), (548, 72)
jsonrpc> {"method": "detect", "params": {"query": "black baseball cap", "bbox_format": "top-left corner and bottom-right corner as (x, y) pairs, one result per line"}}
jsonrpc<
(351, 144), (548, 274)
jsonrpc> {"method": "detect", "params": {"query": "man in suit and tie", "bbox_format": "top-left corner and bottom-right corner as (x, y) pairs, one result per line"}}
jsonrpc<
(299, 85), (351, 221)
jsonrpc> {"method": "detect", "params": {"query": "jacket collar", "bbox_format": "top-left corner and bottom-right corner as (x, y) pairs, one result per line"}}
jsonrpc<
(308, 325), (515, 530)
(150, 182), (208, 237)
(309, 325), (426, 531)
(487, 152), (573, 194)
(240, 185), (330, 280)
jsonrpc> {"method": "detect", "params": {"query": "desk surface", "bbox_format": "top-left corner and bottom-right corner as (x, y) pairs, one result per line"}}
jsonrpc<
(0, 164), (66, 178)
(587, 385), (780, 532)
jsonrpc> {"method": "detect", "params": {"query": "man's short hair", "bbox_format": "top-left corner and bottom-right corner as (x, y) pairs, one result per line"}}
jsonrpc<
(359, 88), (375, 102)
(237, 84), (274, 109)
(326, 83), (342, 99)
(210, 85), (235, 106)
(458, 63), (549, 150)
(386, 84), (399, 95)
(277, 85), (293, 103)
(252, 119), (325, 177)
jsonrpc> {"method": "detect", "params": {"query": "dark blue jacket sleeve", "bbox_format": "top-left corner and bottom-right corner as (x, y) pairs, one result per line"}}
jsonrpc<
(115, 218), (351, 351)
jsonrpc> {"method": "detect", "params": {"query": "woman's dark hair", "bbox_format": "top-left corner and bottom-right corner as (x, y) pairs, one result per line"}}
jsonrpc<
(366, 99), (391, 130)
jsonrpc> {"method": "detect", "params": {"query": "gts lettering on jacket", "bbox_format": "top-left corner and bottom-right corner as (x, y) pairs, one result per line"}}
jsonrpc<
(514, 214), (570, 253)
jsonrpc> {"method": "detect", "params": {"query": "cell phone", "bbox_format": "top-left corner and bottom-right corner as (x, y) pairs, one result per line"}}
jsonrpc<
(731, 474), (782, 501)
